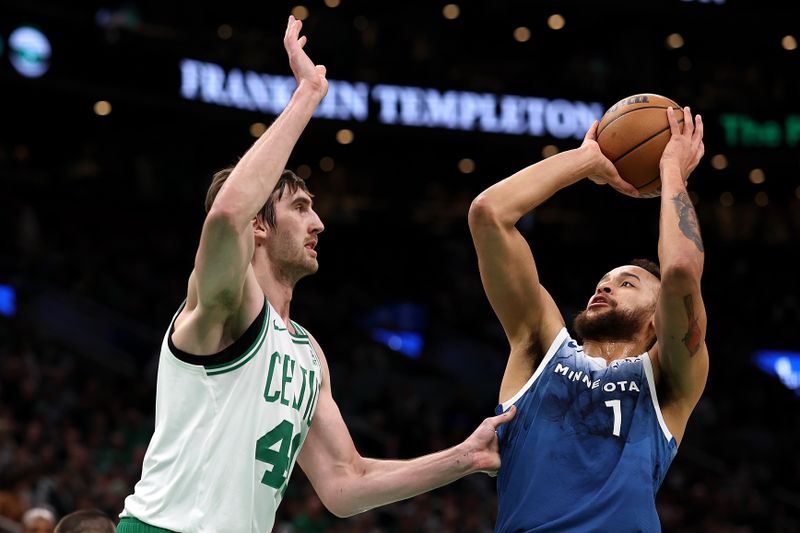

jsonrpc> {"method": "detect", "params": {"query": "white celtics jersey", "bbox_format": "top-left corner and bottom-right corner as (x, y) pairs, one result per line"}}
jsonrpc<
(121, 298), (322, 532)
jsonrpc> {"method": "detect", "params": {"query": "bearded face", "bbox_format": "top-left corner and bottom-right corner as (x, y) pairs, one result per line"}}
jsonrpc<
(266, 223), (319, 283)
(263, 189), (323, 286)
(573, 304), (653, 344)
(573, 265), (661, 345)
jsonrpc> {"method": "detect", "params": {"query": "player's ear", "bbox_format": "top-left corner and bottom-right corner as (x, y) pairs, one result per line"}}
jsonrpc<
(647, 299), (658, 332)
(253, 215), (269, 244)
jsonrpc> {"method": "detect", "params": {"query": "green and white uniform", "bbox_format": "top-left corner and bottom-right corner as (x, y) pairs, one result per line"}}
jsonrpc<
(120, 298), (322, 532)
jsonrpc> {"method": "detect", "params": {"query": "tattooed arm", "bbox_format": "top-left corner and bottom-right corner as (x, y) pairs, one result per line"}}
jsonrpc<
(653, 106), (709, 443)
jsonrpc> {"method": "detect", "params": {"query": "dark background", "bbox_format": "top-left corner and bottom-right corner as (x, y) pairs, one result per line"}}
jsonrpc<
(1, 1), (799, 531)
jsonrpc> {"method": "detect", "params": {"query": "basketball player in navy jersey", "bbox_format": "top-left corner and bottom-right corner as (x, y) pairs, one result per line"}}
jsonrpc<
(469, 106), (706, 532)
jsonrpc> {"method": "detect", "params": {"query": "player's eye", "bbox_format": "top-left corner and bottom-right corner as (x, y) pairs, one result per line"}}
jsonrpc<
(621, 281), (634, 287)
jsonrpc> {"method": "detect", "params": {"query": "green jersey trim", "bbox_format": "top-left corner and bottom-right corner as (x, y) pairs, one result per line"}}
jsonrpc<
(166, 297), (269, 375)
(290, 321), (308, 337)
(204, 306), (270, 375)
(273, 318), (309, 340)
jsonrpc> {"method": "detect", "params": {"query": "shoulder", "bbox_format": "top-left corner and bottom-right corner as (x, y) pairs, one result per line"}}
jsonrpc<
(296, 327), (331, 384)
(173, 272), (265, 355)
(547, 327), (573, 356)
(304, 330), (327, 362)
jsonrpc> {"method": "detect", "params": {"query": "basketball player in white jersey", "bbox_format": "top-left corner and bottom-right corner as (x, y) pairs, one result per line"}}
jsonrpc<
(118, 16), (515, 533)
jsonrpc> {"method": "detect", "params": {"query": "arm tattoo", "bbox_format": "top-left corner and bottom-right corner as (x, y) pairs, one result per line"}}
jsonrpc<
(682, 294), (702, 356)
(672, 192), (705, 253)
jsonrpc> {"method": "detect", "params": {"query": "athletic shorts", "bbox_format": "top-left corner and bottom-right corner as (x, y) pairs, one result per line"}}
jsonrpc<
(117, 517), (177, 533)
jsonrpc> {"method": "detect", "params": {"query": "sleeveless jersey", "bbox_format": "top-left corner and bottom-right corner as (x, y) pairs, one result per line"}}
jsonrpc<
(494, 328), (677, 533)
(121, 298), (322, 532)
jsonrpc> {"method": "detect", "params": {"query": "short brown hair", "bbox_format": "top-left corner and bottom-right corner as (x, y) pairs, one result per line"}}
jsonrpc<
(54, 509), (115, 533)
(205, 167), (311, 229)
(628, 258), (661, 280)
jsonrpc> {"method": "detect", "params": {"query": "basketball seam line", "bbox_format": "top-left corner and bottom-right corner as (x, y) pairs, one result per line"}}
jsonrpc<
(636, 174), (662, 190)
(611, 119), (685, 165)
(597, 104), (678, 138)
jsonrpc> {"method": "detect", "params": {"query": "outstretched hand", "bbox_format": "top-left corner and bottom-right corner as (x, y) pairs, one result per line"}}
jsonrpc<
(581, 121), (640, 198)
(284, 15), (328, 99)
(463, 405), (517, 477)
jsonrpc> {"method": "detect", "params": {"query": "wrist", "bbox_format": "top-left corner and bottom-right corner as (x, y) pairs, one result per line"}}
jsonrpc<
(452, 442), (478, 475)
(659, 164), (685, 186)
(295, 79), (327, 102)
(569, 145), (600, 183)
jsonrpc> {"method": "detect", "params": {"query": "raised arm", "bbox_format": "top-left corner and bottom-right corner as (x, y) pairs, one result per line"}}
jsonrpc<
(468, 124), (638, 401)
(654, 107), (708, 440)
(174, 17), (328, 351)
(298, 336), (515, 518)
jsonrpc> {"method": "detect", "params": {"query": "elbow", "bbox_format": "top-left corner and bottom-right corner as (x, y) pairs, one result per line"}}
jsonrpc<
(330, 506), (359, 519)
(315, 459), (368, 518)
(661, 260), (702, 290)
(205, 205), (245, 233)
(318, 491), (361, 519)
(468, 194), (503, 229)
(323, 501), (353, 519)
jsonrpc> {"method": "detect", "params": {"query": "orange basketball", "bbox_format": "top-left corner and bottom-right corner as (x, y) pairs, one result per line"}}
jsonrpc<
(596, 94), (684, 198)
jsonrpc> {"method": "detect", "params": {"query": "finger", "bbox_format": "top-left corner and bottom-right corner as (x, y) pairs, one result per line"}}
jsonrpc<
(682, 106), (694, 137)
(315, 65), (327, 77)
(298, 35), (307, 48)
(692, 114), (704, 147)
(612, 178), (640, 198)
(584, 120), (599, 142)
(489, 405), (516, 428)
(693, 141), (705, 167)
(284, 17), (297, 46)
(666, 107), (680, 136)
(288, 17), (300, 41)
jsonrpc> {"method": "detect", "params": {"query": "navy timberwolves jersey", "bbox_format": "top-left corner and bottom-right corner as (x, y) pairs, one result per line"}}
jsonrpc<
(494, 328), (678, 533)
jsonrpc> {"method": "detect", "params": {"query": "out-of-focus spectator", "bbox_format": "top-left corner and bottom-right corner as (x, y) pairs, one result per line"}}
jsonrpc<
(20, 507), (56, 533)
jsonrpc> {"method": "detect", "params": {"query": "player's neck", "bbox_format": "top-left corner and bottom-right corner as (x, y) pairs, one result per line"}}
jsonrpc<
(582, 338), (649, 362)
(255, 264), (295, 326)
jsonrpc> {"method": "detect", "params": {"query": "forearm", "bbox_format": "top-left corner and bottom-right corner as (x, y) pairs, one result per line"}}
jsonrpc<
(211, 82), (322, 224)
(472, 147), (593, 226)
(327, 445), (474, 517)
(658, 169), (704, 277)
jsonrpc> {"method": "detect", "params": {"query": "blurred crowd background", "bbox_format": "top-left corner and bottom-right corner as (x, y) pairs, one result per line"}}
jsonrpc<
(2, 1), (799, 532)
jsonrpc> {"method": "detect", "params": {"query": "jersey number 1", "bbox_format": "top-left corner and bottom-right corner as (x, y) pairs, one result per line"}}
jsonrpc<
(604, 399), (622, 437)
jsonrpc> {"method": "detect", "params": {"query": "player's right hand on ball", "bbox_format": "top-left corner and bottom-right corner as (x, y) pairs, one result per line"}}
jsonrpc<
(581, 121), (640, 198)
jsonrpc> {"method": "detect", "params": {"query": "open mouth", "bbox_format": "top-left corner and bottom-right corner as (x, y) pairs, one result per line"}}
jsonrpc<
(589, 296), (610, 308)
